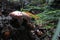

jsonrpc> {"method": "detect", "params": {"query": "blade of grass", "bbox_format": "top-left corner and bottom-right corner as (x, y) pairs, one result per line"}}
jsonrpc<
(52, 18), (60, 40)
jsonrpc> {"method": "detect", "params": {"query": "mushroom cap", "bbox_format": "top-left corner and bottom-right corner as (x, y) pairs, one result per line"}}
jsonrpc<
(9, 11), (31, 19)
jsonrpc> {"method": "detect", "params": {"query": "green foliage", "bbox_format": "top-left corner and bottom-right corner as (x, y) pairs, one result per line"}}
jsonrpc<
(22, 6), (45, 11)
(20, 0), (60, 30)
(21, 3), (60, 29)
(35, 9), (60, 29)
